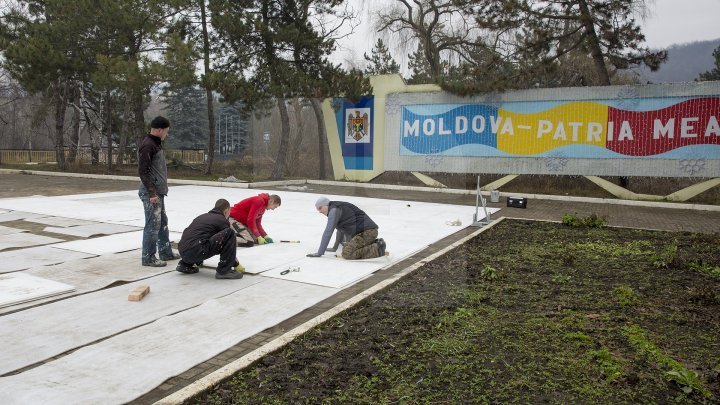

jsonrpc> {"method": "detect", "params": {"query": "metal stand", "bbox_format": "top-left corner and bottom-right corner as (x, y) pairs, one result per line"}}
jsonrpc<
(472, 175), (491, 227)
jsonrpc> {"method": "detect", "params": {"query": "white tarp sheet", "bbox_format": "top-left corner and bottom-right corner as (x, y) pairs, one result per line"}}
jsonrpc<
(0, 210), (46, 223)
(0, 225), (27, 235)
(42, 223), (141, 237)
(51, 231), (181, 255)
(0, 271), (264, 375)
(23, 216), (99, 227)
(0, 273), (74, 308)
(0, 278), (336, 405)
(0, 245), (96, 274)
(0, 233), (64, 251)
(0, 250), (168, 315)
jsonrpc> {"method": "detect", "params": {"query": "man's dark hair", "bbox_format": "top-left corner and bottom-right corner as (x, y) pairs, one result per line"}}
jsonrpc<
(215, 198), (230, 211)
(269, 194), (281, 206)
(150, 116), (170, 129)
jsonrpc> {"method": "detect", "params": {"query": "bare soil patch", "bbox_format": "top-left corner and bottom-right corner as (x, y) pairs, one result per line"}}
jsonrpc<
(197, 219), (720, 404)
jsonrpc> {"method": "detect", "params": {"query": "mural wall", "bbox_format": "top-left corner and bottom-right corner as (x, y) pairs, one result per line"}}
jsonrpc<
(385, 82), (720, 177)
(400, 98), (720, 159)
(321, 76), (720, 180)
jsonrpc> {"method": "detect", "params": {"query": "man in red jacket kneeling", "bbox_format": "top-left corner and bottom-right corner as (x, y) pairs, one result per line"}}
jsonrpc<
(228, 193), (281, 247)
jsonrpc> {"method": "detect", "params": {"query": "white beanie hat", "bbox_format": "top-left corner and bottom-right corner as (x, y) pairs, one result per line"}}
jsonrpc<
(315, 196), (330, 209)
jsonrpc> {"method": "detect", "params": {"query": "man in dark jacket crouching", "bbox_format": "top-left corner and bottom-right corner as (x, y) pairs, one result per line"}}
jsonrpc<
(177, 199), (245, 279)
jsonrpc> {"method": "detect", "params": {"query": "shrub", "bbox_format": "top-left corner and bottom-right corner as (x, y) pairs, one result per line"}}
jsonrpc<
(562, 212), (605, 227)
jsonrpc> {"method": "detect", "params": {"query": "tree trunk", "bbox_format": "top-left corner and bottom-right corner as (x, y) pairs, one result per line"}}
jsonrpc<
(133, 88), (145, 144)
(83, 108), (100, 165)
(69, 107), (80, 164)
(204, 88), (216, 175)
(577, 0), (611, 85)
(53, 79), (70, 171)
(68, 86), (80, 164)
(311, 98), (329, 179)
(270, 98), (290, 180)
(424, 37), (441, 79)
(200, 0), (216, 175)
(117, 95), (132, 165)
(286, 98), (304, 177)
(104, 89), (113, 170)
(91, 144), (99, 165)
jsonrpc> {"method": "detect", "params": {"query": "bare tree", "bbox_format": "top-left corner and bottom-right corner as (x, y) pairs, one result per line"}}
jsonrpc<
(376, 0), (484, 80)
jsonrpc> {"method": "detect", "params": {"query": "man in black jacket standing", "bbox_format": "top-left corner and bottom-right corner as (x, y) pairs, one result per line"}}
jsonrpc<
(176, 199), (245, 279)
(138, 116), (179, 267)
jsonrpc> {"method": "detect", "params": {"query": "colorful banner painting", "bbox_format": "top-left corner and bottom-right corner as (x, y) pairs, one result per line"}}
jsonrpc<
(335, 96), (374, 170)
(400, 97), (720, 159)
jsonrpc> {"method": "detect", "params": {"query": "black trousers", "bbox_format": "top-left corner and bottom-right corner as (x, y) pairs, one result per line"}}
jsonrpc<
(179, 228), (237, 274)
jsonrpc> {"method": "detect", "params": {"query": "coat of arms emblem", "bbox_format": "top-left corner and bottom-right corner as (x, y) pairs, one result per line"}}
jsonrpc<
(346, 109), (370, 143)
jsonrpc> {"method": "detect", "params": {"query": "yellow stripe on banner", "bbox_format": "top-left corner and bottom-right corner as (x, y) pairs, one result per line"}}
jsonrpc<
(497, 102), (608, 155)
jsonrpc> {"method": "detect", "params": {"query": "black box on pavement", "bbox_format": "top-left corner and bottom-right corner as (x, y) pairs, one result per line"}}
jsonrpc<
(507, 196), (527, 208)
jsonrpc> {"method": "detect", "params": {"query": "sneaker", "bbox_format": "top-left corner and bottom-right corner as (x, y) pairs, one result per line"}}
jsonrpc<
(215, 270), (244, 279)
(142, 257), (167, 267)
(160, 252), (181, 261)
(376, 238), (387, 257)
(176, 261), (199, 274)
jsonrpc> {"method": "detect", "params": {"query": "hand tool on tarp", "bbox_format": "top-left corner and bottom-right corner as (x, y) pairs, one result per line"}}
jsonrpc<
(280, 266), (300, 275)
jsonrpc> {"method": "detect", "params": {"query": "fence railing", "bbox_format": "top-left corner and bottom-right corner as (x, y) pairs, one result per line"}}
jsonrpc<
(0, 149), (206, 164)
(167, 150), (206, 163)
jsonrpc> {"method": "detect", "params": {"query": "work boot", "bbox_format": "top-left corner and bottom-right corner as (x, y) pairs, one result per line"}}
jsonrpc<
(176, 261), (199, 274)
(215, 270), (244, 279)
(142, 256), (167, 267)
(160, 252), (181, 261)
(238, 240), (254, 248)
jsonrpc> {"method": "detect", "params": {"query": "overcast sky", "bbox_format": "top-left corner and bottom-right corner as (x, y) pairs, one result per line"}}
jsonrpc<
(333, 0), (720, 70)
(642, 0), (719, 48)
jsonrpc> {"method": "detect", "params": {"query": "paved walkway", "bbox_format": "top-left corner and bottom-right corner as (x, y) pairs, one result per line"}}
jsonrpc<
(134, 182), (719, 404)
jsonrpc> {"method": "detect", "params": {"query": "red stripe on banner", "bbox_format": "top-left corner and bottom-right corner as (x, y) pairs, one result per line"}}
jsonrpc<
(606, 98), (720, 156)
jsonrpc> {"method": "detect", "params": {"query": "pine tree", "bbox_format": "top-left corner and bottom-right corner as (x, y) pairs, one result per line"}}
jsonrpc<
(463, 0), (666, 86)
(0, 0), (101, 169)
(407, 43), (433, 84)
(698, 45), (720, 81)
(364, 39), (401, 75)
(161, 86), (210, 149)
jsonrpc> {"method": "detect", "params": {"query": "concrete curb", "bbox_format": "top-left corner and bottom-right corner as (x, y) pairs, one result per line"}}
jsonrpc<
(152, 218), (506, 405)
(1, 168), (717, 212)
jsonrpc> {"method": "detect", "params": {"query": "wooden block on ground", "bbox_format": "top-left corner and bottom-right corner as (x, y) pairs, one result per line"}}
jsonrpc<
(128, 285), (150, 301)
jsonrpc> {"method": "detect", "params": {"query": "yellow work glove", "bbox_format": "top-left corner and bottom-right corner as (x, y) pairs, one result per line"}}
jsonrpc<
(257, 236), (266, 245)
(234, 263), (245, 273)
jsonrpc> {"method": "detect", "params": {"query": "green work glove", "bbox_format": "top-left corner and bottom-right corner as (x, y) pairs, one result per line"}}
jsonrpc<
(264, 236), (274, 243)
(257, 236), (266, 245)
(234, 262), (245, 273)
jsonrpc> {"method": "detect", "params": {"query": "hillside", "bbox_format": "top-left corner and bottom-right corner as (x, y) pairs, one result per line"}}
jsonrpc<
(634, 38), (720, 83)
